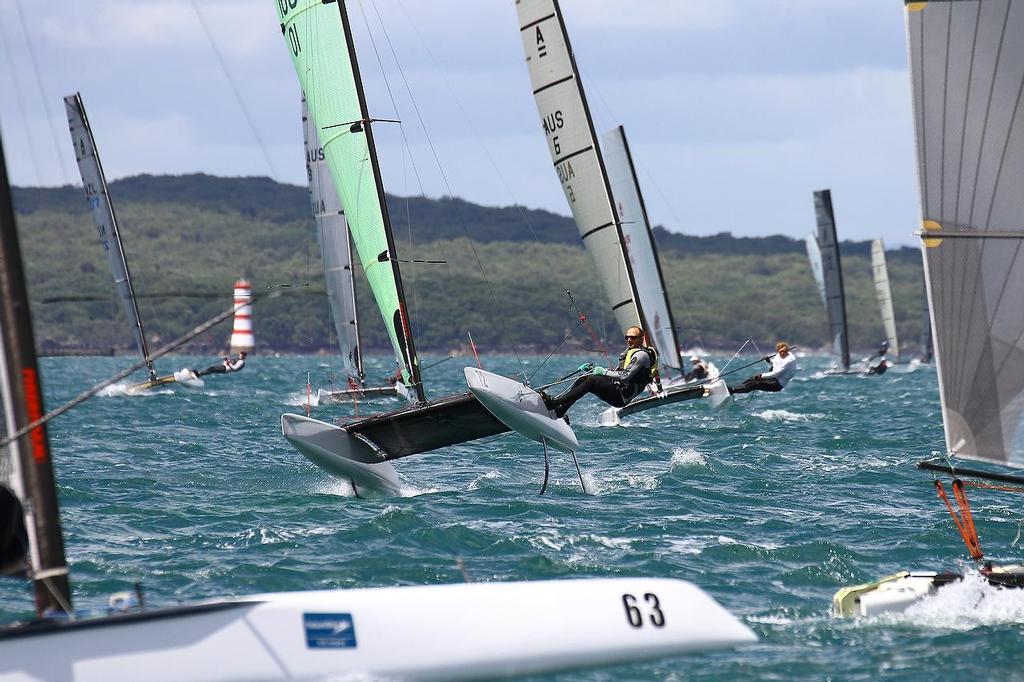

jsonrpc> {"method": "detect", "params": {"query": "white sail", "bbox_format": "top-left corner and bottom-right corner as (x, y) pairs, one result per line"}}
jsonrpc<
(64, 93), (154, 378)
(804, 234), (827, 307)
(907, 0), (1024, 467)
(870, 239), (900, 359)
(601, 125), (682, 374)
(302, 95), (362, 385)
(515, 0), (643, 336)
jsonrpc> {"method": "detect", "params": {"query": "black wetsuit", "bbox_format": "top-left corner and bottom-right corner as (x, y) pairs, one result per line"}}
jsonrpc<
(547, 348), (653, 418)
(685, 364), (708, 382)
(867, 361), (888, 375)
(196, 356), (245, 377)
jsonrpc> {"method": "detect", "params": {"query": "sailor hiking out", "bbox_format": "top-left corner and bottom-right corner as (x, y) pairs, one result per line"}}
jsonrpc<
(194, 351), (247, 377)
(728, 342), (797, 395)
(542, 326), (660, 418)
(866, 340), (889, 375)
(685, 355), (709, 383)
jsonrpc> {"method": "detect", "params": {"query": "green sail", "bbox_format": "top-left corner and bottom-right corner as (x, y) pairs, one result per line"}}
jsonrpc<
(276, 0), (423, 400)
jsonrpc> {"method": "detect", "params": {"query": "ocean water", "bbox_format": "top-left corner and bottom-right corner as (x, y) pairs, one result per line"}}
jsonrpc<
(3, 353), (1023, 680)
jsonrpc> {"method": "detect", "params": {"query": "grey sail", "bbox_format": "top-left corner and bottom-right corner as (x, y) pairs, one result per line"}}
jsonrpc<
(906, 0), (1024, 467)
(515, 0), (645, 336)
(811, 189), (850, 370)
(871, 238), (900, 359)
(64, 93), (155, 380)
(601, 125), (683, 375)
(302, 94), (363, 386)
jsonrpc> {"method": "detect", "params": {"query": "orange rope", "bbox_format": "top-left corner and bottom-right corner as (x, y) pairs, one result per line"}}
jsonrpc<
(934, 479), (983, 561)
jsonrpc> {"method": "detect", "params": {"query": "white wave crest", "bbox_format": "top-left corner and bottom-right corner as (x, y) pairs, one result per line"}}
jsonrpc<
(754, 409), (824, 422)
(670, 447), (708, 468)
(900, 572), (1024, 630)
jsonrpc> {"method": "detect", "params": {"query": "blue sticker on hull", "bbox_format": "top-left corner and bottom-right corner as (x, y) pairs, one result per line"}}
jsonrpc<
(304, 613), (357, 649)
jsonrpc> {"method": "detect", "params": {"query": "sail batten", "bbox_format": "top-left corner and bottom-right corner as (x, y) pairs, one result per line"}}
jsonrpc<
(601, 125), (683, 374)
(302, 94), (362, 384)
(64, 93), (154, 379)
(907, 0), (1024, 467)
(871, 239), (901, 359)
(276, 0), (424, 403)
(515, 0), (645, 337)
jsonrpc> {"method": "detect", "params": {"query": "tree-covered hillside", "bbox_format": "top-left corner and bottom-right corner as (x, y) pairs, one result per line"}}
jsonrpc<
(12, 174), (926, 357)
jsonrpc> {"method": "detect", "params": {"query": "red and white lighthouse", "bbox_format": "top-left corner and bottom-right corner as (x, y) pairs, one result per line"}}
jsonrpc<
(229, 279), (254, 355)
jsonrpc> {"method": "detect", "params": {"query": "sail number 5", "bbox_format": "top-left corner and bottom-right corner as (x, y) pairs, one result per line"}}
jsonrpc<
(622, 593), (665, 628)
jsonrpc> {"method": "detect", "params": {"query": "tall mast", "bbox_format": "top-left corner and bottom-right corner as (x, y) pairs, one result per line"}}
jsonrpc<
(334, 1), (424, 401)
(0, 134), (72, 616)
(346, 229), (364, 381)
(64, 93), (155, 381)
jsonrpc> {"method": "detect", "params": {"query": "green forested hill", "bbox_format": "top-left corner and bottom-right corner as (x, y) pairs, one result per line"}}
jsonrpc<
(12, 174), (926, 357)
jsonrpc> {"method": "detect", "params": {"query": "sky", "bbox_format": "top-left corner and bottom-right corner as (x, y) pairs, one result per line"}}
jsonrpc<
(0, 1), (922, 245)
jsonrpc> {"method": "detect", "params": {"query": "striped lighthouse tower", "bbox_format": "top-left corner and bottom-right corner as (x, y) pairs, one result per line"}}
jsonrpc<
(229, 279), (254, 355)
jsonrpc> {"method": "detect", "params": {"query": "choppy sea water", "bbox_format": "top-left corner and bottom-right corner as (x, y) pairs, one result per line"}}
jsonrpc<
(3, 353), (1024, 680)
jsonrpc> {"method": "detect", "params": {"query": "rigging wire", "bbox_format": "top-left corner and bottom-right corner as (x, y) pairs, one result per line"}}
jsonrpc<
(359, 0), (526, 373)
(0, 14), (41, 184)
(188, 0), (278, 180)
(11, 0), (72, 185)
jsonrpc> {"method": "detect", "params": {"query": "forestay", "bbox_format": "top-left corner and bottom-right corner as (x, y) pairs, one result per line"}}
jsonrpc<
(64, 93), (154, 378)
(812, 189), (851, 370)
(871, 239), (900, 358)
(276, 0), (424, 401)
(906, 0), (1024, 467)
(515, 0), (643, 335)
(302, 94), (362, 385)
(602, 125), (683, 374)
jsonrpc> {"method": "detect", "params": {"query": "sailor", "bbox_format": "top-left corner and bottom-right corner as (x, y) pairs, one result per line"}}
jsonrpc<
(727, 342), (797, 394)
(194, 351), (247, 377)
(685, 355), (709, 383)
(542, 326), (659, 418)
(867, 339), (889, 375)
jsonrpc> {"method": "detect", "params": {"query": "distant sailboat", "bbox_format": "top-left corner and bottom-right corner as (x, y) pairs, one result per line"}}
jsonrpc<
(64, 93), (211, 393)
(805, 189), (853, 373)
(834, 0), (1024, 616)
(0, 122), (756, 674)
(301, 95), (404, 403)
(866, 238), (900, 374)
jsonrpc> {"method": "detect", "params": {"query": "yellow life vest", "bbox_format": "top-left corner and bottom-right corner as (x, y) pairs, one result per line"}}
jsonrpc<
(621, 346), (659, 383)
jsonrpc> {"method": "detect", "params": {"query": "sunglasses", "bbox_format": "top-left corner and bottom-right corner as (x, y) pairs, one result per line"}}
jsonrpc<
(624, 334), (641, 340)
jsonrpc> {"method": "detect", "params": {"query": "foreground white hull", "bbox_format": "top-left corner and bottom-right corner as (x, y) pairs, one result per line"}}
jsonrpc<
(281, 413), (401, 496)
(465, 368), (578, 453)
(1, 578), (755, 682)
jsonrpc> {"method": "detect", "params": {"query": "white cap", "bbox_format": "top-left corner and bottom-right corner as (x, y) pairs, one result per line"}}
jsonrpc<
(689, 355), (701, 362)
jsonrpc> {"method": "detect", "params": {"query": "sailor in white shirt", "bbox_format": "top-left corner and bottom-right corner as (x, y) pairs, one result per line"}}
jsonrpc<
(728, 342), (797, 394)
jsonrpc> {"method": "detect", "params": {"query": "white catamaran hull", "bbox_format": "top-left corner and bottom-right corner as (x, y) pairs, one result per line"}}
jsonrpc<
(464, 368), (578, 453)
(280, 413), (400, 495)
(0, 578), (755, 682)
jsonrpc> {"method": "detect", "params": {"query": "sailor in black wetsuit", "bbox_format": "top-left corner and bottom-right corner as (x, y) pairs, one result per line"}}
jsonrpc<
(866, 340), (889, 375)
(685, 355), (709, 382)
(194, 351), (247, 377)
(543, 326), (660, 418)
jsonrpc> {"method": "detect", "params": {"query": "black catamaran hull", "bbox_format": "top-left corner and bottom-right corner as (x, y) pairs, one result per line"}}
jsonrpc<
(282, 392), (509, 495)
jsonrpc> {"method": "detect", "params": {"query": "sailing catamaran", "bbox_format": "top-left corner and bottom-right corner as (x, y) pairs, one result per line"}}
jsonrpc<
(277, 0), (596, 496)
(805, 189), (854, 374)
(834, 0), (1024, 617)
(64, 93), (209, 394)
(514, 0), (724, 428)
(301, 95), (404, 403)
(0, 126), (757, 675)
